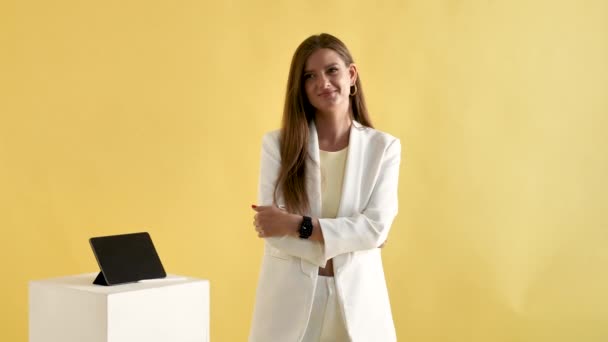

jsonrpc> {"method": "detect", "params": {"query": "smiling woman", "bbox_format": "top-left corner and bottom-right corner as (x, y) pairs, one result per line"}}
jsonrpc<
(302, 49), (358, 121)
(249, 33), (401, 342)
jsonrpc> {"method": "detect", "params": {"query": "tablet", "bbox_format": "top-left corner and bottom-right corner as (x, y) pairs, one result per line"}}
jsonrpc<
(89, 232), (166, 286)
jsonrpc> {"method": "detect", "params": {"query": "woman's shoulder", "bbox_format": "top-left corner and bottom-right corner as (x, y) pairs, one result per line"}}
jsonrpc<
(262, 129), (281, 140)
(354, 121), (399, 146)
(260, 130), (281, 151)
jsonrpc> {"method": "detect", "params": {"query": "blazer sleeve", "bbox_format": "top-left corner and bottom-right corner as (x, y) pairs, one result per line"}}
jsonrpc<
(318, 138), (401, 261)
(257, 132), (326, 267)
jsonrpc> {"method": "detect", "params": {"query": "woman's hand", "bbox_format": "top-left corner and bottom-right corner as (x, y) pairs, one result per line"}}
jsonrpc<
(251, 205), (299, 238)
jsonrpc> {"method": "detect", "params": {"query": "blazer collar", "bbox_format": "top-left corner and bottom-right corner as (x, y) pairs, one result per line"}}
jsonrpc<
(308, 119), (363, 160)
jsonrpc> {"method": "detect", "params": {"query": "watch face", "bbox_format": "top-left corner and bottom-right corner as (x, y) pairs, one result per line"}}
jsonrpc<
(299, 216), (313, 239)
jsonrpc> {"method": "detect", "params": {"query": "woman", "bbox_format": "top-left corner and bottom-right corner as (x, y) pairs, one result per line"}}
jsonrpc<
(250, 33), (401, 342)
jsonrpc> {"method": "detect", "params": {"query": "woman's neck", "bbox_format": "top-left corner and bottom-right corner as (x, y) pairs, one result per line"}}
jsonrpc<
(315, 113), (352, 152)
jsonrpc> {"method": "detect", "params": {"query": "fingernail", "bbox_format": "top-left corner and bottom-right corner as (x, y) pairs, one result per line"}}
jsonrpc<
(251, 204), (257, 208)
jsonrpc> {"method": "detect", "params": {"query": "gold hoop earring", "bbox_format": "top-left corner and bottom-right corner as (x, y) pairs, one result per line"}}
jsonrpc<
(349, 83), (357, 96)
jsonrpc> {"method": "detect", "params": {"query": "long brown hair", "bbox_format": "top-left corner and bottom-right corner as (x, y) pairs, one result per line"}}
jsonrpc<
(274, 33), (373, 214)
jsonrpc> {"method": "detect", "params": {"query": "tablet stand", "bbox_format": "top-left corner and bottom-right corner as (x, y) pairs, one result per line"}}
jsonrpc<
(93, 272), (109, 286)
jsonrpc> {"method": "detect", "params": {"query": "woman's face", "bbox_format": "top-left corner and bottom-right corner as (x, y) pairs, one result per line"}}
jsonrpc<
(303, 48), (357, 117)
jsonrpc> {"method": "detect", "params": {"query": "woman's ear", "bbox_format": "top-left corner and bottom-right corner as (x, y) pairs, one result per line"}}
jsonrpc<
(349, 63), (358, 85)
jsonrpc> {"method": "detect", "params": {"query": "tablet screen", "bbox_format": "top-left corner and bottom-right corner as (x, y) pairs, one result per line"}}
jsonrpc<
(90, 232), (166, 285)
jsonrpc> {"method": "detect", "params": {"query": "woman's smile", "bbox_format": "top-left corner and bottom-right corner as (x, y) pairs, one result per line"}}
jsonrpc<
(319, 89), (338, 97)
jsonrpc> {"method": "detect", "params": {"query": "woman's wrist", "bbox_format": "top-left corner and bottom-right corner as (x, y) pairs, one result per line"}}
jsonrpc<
(288, 213), (302, 237)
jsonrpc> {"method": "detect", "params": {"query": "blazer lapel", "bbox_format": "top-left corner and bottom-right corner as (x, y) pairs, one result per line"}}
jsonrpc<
(337, 120), (363, 218)
(334, 120), (366, 272)
(307, 121), (322, 219)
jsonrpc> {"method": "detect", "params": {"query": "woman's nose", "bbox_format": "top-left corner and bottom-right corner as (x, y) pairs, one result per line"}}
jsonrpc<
(317, 74), (330, 88)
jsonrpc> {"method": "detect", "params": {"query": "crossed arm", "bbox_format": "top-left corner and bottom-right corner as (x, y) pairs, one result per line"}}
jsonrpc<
(252, 205), (388, 248)
(251, 133), (401, 267)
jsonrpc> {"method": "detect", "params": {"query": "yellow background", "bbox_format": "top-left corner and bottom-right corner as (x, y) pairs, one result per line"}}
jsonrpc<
(1, 0), (607, 341)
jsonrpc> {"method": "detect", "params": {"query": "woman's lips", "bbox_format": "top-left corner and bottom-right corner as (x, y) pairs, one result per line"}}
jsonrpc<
(319, 90), (337, 97)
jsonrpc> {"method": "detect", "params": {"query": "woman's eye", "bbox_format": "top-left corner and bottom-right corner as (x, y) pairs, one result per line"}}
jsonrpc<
(304, 73), (314, 80)
(328, 67), (338, 73)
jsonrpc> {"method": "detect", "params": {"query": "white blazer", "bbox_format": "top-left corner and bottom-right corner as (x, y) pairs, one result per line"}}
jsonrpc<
(250, 120), (401, 342)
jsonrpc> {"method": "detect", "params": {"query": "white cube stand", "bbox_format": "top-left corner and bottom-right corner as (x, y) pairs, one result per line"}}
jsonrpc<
(29, 273), (209, 342)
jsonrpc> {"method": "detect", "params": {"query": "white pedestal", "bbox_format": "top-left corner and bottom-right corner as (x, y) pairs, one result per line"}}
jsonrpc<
(29, 273), (209, 342)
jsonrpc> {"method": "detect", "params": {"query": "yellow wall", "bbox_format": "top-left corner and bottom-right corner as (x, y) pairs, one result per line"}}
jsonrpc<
(1, 0), (607, 340)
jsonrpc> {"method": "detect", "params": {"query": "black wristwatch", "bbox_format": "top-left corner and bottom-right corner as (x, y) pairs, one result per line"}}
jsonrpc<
(298, 216), (313, 239)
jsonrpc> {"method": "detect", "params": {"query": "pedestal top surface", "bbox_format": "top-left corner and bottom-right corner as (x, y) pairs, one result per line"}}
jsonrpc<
(30, 273), (208, 294)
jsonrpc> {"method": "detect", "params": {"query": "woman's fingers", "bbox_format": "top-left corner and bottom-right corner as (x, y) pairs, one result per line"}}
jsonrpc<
(253, 213), (260, 228)
(253, 214), (265, 238)
(252, 205), (276, 238)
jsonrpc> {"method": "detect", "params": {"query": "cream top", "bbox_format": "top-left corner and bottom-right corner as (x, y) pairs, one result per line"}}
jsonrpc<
(319, 147), (348, 219)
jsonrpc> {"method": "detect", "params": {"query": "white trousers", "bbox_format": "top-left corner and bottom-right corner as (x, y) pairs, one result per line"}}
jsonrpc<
(301, 276), (350, 342)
